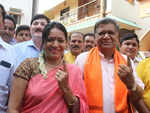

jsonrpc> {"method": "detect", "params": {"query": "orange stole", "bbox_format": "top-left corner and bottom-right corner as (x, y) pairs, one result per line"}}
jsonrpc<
(84, 47), (131, 113)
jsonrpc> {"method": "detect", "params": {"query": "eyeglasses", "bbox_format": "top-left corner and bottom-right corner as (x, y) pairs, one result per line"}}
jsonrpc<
(96, 31), (115, 37)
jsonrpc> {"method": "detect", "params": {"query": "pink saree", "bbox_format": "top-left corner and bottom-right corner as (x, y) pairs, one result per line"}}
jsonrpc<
(20, 64), (89, 113)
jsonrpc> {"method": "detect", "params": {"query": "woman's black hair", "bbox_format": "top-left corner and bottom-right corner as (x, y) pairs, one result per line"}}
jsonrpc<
(40, 21), (68, 50)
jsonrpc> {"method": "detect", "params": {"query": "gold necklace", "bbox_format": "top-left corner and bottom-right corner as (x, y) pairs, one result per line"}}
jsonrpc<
(39, 51), (64, 79)
(45, 59), (63, 69)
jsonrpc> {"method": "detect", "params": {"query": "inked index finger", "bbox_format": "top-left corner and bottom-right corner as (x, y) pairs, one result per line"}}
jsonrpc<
(127, 56), (132, 68)
(127, 56), (133, 73)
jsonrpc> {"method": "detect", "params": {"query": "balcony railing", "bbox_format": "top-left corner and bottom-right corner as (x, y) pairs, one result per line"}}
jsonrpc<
(53, 0), (100, 26)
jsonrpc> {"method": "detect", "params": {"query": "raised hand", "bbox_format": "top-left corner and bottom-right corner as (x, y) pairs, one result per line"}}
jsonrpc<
(55, 65), (78, 109)
(118, 56), (135, 89)
(55, 69), (69, 91)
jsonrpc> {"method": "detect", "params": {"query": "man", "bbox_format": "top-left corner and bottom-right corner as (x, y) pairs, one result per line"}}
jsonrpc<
(14, 14), (50, 68)
(120, 32), (144, 67)
(0, 37), (16, 113)
(75, 18), (149, 113)
(64, 32), (84, 64)
(0, 4), (16, 113)
(2, 15), (16, 44)
(83, 33), (95, 51)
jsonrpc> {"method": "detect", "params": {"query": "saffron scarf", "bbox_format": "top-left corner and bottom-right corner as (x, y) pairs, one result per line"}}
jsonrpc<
(84, 47), (132, 113)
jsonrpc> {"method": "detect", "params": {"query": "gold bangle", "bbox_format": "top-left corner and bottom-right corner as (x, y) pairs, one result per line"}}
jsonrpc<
(68, 96), (78, 107)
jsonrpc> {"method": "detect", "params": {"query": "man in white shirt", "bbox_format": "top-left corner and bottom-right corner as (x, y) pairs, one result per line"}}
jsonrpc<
(0, 4), (16, 113)
(75, 18), (149, 113)
(0, 37), (16, 113)
(2, 15), (16, 45)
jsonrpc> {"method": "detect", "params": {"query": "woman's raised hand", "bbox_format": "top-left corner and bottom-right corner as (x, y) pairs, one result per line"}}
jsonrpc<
(55, 69), (69, 91)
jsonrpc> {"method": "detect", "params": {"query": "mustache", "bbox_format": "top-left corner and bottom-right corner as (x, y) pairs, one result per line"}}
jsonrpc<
(1, 31), (11, 37)
(72, 45), (80, 49)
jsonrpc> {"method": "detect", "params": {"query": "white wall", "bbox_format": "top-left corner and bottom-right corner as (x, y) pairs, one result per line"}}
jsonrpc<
(133, 2), (150, 37)
(108, 0), (150, 37)
(111, 0), (137, 21)
(0, 0), (33, 25)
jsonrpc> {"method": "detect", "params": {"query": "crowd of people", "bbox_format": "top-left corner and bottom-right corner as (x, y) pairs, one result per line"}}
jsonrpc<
(0, 3), (150, 113)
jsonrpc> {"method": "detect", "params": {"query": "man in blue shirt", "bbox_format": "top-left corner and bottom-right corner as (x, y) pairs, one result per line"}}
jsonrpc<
(14, 14), (50, 69)
(0, 4), (16, 113)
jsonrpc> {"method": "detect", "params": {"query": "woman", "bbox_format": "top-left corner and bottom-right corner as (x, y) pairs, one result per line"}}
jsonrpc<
(8, 22), (89, 113)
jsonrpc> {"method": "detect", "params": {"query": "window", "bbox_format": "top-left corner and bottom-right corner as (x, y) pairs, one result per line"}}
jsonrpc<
(8, 8), (22, 25)
(10, 14), (21, 24)
(60, 7), (70, 20)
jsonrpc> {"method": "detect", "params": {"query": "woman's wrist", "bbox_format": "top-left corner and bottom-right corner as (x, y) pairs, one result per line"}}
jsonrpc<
(62, 86), (78, 108)
(67, 96), (78, 108)
(61, 86), (70, 93)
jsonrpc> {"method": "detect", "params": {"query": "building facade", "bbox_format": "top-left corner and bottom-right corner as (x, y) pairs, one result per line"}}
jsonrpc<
(44, 0), (150, 52)
(0, 0), (39, 25)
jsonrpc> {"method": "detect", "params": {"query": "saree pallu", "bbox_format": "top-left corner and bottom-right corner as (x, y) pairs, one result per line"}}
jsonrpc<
(20, 64), (89, 113)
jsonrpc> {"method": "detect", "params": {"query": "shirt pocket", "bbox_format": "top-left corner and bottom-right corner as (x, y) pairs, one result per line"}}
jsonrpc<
(0, 65), (11, 85)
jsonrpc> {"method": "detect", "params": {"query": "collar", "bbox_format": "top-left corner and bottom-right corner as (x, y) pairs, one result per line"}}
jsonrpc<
(29, 40), (41, 51)
(68, 51), (76, 58)
(133, 56), (142, 63)
(27, 40), (35, 46)
(24, 40), (39, 50)
(99, 51), (114, 63)
(9, 38), (16, 45)
(0, 37), (12, 49)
